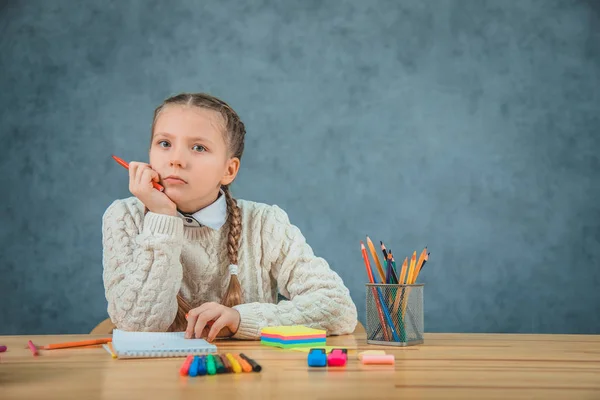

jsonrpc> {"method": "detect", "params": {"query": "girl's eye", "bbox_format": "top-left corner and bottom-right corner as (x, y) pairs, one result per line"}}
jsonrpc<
(158, 140), (171, 148)
(192, 144), (207, 152)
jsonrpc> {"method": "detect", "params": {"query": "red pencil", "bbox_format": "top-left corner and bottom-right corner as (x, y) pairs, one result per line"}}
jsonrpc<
(111, 155), (165, 192)
(360, 241), (390, 341)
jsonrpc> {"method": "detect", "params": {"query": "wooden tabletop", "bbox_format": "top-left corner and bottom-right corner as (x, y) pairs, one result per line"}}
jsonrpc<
(1, 332), (599, 399)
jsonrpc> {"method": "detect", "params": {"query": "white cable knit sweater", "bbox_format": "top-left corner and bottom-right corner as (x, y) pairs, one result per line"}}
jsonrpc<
(101, 197), (358, 339)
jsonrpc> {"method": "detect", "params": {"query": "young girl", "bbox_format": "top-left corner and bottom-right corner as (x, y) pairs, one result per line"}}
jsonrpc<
(102, 92), (358, 341)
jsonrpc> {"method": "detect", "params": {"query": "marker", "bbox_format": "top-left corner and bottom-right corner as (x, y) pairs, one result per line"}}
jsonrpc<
(226, 353), (242, 373)
(234, 354), (253, 372)
(361, 354), (395, 365)
(197, 356), (207, 376)
(111, 155), (164, 192)
(27, 340), (38, 356)
(189, 356), (200, 377)
(205, 354), (217, 375)
(239, 353), (262, 372)
(0, 345), (7, 352)
(179, 355), (193, 376)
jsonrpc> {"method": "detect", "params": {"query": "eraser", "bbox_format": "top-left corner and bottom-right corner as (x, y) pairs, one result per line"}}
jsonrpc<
(308, 348), (327, 367)
(357, 350), (386, 360)
(327, 349), (348, 367)
(361, 354), (395, 365)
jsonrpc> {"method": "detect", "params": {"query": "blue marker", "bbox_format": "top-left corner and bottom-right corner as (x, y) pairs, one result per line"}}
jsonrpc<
(197, 355), (207, 376)
(189, 355), (200, 377)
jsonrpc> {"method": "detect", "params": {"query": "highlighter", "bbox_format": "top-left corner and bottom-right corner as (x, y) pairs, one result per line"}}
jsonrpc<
(361, 354), (395, 365)
(357, 350), (386, 360)
(226, 353), (243, 373)
(206, 354), (217, 375)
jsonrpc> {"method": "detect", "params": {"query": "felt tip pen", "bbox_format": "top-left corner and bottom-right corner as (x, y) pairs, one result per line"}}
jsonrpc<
(205, 354), (217, 375)
(239, 353), (262, 372)
(111, 155), (165, 192)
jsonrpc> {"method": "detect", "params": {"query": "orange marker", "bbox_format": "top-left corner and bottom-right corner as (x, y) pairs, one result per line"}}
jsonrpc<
(234, 354), (253, 372)
(111, 155), (164, 192)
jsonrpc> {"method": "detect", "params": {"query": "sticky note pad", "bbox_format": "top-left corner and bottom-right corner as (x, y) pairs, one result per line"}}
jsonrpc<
(260, 326), (326, 349)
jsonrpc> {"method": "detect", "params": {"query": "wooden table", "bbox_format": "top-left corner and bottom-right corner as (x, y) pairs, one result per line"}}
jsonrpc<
(1, 332), (599, 399)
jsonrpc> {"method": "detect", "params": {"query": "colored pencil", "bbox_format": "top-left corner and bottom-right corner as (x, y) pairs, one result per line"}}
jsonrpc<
(412, 249), (429, 283)
(361, 241), (390, 341)
(43, 338), (112, 350)
(406, 251), (417, 285)
(362, 242), (401, 342)
(366, 236), (386, 283)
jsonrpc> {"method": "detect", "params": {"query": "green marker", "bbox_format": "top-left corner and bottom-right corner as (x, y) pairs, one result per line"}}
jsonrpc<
(206, 354), (217, 375)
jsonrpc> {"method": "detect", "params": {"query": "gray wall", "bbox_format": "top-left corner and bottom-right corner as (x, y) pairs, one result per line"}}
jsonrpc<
(1, 0), (599, 335)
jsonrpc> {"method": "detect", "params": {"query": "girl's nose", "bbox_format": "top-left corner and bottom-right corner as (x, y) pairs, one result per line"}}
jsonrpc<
(169, 155), (186, 169)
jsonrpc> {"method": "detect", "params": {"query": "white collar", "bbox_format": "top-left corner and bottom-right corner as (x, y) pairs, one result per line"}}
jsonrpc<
(177, 190), (227, 230)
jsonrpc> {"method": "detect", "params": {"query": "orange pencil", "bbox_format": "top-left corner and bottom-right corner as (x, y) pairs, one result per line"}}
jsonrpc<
(43, 338), (112, 350)
(411, 248), (429, 283)
(406, 251), (417, 285)
(393, 257), (409, 319)
(111, 155), (165, 192)
(366, 236), (386, 283)
(399, 257), (408, 285)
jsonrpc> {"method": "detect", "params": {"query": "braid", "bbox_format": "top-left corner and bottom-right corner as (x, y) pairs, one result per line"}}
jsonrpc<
(221, 185), (243, 307)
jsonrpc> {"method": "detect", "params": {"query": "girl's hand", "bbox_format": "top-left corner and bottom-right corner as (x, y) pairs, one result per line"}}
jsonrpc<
(128, 162), (177, 216)
(185, 302), (241, 342)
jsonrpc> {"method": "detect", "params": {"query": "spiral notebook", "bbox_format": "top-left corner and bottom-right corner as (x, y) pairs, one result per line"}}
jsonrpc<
(111, 329), (218, 359)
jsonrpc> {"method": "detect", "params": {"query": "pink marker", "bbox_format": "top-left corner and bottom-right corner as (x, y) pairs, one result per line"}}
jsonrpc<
(361, 354), (395, 365)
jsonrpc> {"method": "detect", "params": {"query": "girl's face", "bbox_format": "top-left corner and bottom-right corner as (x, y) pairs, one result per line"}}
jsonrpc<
(150, 105), (239, 213)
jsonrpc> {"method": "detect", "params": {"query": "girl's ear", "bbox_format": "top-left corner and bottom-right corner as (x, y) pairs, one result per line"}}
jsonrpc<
(220, 157), (240, 186)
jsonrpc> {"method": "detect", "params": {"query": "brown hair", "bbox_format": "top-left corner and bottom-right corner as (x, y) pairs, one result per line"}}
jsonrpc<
(151, 93), (246, 331)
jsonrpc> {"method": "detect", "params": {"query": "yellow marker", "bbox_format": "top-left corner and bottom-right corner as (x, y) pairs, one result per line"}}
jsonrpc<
(226, 353), (242, 373)
(366, 236), (386, 283)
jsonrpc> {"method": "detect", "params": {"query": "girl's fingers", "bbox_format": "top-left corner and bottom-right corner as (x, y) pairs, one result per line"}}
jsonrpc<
(207, 316), (228, 342)
(140, 168), (156, 188)
(194, 309), (221, 339)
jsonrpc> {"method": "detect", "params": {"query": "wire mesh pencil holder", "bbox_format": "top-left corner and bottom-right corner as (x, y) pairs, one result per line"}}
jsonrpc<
(365, 283), (424, 346)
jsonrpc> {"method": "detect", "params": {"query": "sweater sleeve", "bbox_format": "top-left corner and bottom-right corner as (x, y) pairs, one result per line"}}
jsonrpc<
(232, 205), (358, 339)
(102, 199), (184, 332)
